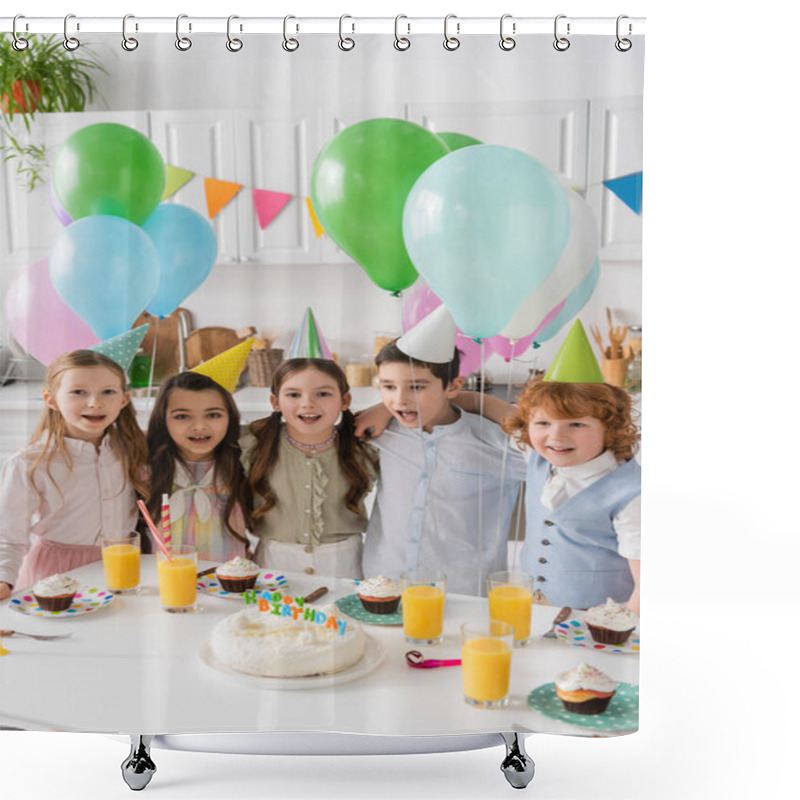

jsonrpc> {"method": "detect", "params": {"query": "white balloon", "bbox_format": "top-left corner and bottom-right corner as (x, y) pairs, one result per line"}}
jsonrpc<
(500, 186), (599, 340)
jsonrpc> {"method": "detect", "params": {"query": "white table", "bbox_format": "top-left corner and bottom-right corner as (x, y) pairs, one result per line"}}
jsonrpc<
(0, 557), (638, 738)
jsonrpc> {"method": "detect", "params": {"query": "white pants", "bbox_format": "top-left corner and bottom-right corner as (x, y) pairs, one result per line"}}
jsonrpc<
(258, 535), (364, 580)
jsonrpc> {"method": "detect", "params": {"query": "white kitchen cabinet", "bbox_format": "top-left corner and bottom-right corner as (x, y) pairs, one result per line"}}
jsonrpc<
(0, 111), (150, 268)
(408, 99), (590, 190)
(586, 97), (643, 261)
(148, 110), (240, 264)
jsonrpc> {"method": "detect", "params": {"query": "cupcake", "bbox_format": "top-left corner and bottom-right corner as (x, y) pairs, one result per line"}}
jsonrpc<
(215, 556), (260, 593)
(554, 663), (618, 715)
(32, 573), (80, 612)
(357, 575), (400, 615)
(584, 598), (638, 645)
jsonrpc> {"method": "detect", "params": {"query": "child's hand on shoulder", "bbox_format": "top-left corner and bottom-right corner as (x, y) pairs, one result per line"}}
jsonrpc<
(354, 403), (391, 440)
(0, 582), (12, 601)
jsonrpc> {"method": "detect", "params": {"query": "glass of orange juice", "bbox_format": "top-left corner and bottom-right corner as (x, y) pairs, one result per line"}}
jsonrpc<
(157, 544), (198, 613)
(101, 532), (141, 595)
(487, 571), (534, 645)
(461, 619), (513, 708)
(400, 569), (446, 645)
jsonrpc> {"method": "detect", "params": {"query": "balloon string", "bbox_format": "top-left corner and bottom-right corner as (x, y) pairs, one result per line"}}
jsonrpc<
(476, 340), (486, 596)
(145, 318), (159, 417)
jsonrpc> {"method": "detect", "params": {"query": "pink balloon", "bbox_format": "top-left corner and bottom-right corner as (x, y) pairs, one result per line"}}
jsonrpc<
(4, 258), (99, 365)
(403, 282), (489, 377)
(488, 331), (538, 362)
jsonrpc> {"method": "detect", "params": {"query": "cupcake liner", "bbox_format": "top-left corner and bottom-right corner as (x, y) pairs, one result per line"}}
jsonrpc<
(216, 575), (259, 593)
(560, 695), (614, 715)
(359, 596), (401, 615)
(33, 593), (76, 612)
(586, 624), (635, 645)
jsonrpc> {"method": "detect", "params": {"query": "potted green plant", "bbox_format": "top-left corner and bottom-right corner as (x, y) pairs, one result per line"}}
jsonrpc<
(1, 33), (106, 190)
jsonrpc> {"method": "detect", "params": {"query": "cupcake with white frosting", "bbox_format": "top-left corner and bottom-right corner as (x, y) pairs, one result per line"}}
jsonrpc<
(555, 662), (618, 715)
(584, 598), (638, 645)
(215, 556), (260, 593)
(32, 573), (80, 611)
(358, 575), (400, 615)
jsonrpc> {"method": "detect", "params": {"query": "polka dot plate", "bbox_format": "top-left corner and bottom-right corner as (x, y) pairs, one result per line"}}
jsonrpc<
(527, 682), (639, 732)
(555, 614), (640, 654)
(8, 586), (115, 617)
(197, 570), (289, 600)
(335, 593), (402, 626)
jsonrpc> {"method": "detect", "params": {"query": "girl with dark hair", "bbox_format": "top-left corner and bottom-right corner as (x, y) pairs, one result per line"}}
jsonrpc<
(144, 371), (252, 561)
(242, 358), (378, 579)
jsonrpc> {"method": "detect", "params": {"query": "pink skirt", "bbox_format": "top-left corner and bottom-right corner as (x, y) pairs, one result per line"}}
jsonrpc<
(15, 537), (102, 590)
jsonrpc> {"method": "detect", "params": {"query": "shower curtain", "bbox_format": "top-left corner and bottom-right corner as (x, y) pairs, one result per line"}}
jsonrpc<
(0, 19), (644, 743)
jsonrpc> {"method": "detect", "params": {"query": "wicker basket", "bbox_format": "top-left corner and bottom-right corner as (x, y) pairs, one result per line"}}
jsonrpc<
(247, 348), (284, 387)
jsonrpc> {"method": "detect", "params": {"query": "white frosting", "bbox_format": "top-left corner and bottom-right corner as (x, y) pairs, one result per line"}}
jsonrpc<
(210, 605), (365, 678)
(33, 573), (79, 597)
(216, 556), (260, 578)
(584, 598), (638, 631)
(358, 575), (400, 599)
(555, 663), (618, 693)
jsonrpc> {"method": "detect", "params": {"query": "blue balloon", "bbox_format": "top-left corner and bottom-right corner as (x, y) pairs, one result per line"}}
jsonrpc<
(403, 145), (570, 339)
(142, 204), (218, 317)
(49, 215), (160, 340)
(536, 258), (601, 343)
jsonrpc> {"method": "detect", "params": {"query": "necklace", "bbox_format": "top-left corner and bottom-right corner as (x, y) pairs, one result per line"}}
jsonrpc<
(283, 428), (337, 454)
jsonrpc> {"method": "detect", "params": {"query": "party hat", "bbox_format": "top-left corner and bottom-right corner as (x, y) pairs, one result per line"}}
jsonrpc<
(89, 325), (149, 372)
(396, 304), (457, 364)
(287, 307), (333, 360)
(543, 320), (605, 383)
(191, 337), (254, 393)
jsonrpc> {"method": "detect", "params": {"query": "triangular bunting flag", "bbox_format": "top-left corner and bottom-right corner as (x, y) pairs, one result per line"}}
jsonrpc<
(204, 177), (244, 219)
(89, 325), (149, 372)
(603, 172), (643, 215)
(162, 165), (195, 201)
(306, 197), (325, 238)
(191, 337), (254, 393)
(253, 189), (293, 229)
(543, 320), (605, 383)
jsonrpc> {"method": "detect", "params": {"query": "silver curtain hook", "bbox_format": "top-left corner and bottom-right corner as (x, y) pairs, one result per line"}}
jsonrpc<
(226, 15), (243, 52)
(443, 14), (460, 51)
(499, 14), (516, 51)
(394, 14), (410, 51)
(554, 14), (571, 51)
(175, 13), (192, 51)
(615, 15), (632, 51)
(121, 14), (138, 51)
(63, 13), (80, 50)
(338, 14), (355, 51)
(12, 14), (29, 51)
(282, 15), (299, 52)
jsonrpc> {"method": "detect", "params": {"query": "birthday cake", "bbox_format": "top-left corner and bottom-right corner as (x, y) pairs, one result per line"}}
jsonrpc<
(209, 603), (365, 678)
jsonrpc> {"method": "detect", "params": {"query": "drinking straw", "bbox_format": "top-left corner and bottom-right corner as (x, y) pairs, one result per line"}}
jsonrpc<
(161, 493), (171, 549)
(137, 499), (172, 561)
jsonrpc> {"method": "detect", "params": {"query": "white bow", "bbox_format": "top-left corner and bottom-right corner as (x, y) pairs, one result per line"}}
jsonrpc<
(168, 462), (215, 524)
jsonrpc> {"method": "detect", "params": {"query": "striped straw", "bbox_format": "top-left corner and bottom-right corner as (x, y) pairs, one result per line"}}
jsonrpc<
(137, 499), (172, 561)
(161, 493), (171, 550)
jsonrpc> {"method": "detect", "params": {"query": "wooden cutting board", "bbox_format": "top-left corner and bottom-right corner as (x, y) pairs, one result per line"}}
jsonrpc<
(133, 308), (193, 383)
(185, 326), (242, 368)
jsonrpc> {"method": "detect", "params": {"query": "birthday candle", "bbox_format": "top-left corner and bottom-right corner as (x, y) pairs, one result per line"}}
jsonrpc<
(161, 493), (171, 550)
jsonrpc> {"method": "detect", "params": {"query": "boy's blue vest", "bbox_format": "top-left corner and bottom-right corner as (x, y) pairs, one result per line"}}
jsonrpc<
(521, 454), (641, 609)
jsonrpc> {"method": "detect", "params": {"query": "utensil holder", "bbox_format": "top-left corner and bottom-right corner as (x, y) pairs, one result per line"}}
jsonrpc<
(600, 346), (632, 388)
(247, 348), (284, 387)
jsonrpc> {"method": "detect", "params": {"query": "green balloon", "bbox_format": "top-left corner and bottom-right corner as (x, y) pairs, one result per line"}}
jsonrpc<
(311, 118), (449, 293)
(437, 131), (483, 151)
(53, 123), (166, 226)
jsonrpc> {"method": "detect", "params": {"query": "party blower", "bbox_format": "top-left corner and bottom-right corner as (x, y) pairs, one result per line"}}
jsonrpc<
(0, 13), (644, 796)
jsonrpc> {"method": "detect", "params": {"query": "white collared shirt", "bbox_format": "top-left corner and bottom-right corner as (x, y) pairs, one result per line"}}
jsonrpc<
(540, 449), (641, 559)
(363, 409), (526, 595)
(0, 437), (138, 586)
